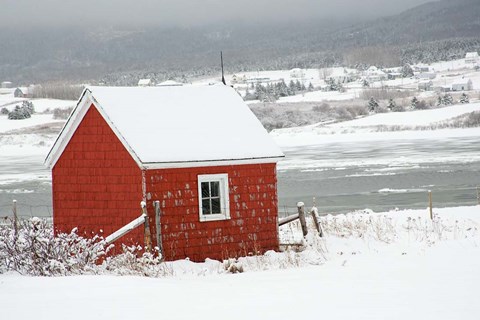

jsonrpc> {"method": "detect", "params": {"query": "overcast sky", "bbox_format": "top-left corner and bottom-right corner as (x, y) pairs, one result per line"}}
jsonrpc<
(1, 0), (435, 27)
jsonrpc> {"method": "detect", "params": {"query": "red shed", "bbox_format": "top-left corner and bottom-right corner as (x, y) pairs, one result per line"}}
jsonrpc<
(45, 85), (284, 261)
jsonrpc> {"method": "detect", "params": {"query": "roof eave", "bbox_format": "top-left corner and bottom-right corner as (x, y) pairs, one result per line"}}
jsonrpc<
(141, 155), (285, 170)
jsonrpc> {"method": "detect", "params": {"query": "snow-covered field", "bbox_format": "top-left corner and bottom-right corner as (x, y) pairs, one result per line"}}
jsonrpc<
(271, 102), (480, 148)
(1, 205), (479, 319)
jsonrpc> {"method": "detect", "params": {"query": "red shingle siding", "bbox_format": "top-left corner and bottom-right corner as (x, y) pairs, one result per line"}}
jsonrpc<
(145, 163), (279, 262)
(52, 104), (143, 245)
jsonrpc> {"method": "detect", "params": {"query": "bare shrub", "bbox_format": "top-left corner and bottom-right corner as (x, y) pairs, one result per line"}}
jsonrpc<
(32, 84), (84, 100)
(360, 88), (411, 101)
(53, 107), (74, 119)
(0, 218), (108, 276)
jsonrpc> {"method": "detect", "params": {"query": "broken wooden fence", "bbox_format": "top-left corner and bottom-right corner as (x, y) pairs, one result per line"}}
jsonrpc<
(278, 202), (324, 237)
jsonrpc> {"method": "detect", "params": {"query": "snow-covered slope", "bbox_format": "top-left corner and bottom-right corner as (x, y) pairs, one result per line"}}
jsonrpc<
(1, 205), (479, 320)
(272, 102), (480, 147)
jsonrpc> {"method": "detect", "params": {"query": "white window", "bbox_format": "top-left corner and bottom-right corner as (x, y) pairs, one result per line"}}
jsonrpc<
(198, 173), (230, 222)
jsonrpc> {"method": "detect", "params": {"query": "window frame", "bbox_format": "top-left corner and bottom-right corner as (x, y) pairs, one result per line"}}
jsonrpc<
(197, 173), (230, 222)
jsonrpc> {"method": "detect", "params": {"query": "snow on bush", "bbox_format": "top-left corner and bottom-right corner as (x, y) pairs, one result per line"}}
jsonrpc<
(0, 218), (108, 276)
(1, 208), (477, 277)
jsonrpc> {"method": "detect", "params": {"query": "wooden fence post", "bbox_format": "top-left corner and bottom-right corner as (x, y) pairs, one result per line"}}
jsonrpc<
(477, 186), (480, 205)
(297, 202), (308, 237)
(13, 200), (18, 241)
(141, 201), (152, 252)
(310, 207), (323, 238)
(153, 200), (164, 260)
(428, 190), (433, 220)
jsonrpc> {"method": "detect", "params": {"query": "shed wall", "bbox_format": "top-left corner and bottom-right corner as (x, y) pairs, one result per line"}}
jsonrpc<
(52, 105), (144, 245)
(145, 163), (279, 262)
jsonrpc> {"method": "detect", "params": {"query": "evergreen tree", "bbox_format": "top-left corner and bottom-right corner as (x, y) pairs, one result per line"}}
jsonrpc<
(1, 107), (8, 115)
(460, 93), (470, 104)
(361, 79), (370, 88)
(387, 99), (396, 111)
(368, 97), (379, 112)
(411, 96), (419, 109)
(8, 104), (32, 120)
(443, 93), (453, 105)
(401, 64), (414, 78)
(22, 101), (35, 114)
(288, 80), (296, 95)
(295, 80), (303, 91)
(308, 82), (314, 91)
(277, 80), (289, 97)
(437, 95), (444, 106)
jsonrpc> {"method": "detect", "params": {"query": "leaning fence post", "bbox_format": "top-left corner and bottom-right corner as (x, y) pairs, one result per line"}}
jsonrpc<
(310, 206), (324, 238)
(153, 200), (163, 259)
(297, 202), (308, 237)
(141, 201), (152, 252)
(477, 186), (480, 205)
(13, 200), (18, 240)
(428, 190), (433, 220)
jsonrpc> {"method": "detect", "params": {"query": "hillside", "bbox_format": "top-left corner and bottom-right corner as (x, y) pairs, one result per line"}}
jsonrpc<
(1, 0), (480, 84)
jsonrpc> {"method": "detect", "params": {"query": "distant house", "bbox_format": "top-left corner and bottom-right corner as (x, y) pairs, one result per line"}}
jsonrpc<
(138, 79), (153, 87)
(1, 81), (12, 89)
(414, 65), (430, 73)
(418, 80), (433, 91)
(326, 68), (357, 84)
(45, 85), (284, 262)
(434, 85), (451, 93)
(156, 80), (183, 87)
(452, 79), (473, 91)
(290, 68), (305, 79)
(365, 66), (387, 82)
(465, 52), (479, 64)
(231, 74), (247, 84)
(415, 73), (436, 80)
(14, 87), (33, 98)
(387, 72), (402, 80)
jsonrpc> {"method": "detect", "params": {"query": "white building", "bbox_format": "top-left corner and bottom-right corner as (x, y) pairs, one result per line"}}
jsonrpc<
(418, 80), (433, 91)
(156, 80), (183, 87)
(290, 68), (305, 79)
(1, 81), (12, 88)
(138, 79), (153, 87)
(452, 79), (473, 91)
(465, 52), (479, 64)
(365, 66), (387, 82)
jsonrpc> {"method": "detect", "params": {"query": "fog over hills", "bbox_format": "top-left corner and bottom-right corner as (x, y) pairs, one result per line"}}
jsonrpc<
(0, 0), (477, 84)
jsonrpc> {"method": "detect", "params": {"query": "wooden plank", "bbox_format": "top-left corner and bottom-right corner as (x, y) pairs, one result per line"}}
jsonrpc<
(105, 213), (146, 245)
(154, 200), (164, 260)
(278, 213), (299, 226)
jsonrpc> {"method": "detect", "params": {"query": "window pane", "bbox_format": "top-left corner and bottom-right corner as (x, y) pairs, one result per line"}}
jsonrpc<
(210, 181), (220, 197)
(201, 182), (210, 198)
(202, 199), (211, 215)
(211, 198), (221, 214)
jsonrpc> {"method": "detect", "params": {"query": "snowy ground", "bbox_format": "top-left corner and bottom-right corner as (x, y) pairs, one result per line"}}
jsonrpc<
(1, 205), (479, 319)
(271, 102), (480, 148)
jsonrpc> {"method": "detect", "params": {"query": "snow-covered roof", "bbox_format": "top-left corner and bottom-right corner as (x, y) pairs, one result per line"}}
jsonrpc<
(156, 80), (183, 87)
(137, 79), (152, 86)
(45, 85), (284, 169)
(465, 52), (479, 58)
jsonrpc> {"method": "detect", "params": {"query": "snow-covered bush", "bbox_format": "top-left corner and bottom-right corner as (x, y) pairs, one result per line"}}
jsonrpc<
(460, 93), (470, 104)
(1, 107), (8, 115)
(368, 97), (379, 112)
(7, 101), (35, 120)
(0, 218), (108, 276)
(53, 107), (73, 119)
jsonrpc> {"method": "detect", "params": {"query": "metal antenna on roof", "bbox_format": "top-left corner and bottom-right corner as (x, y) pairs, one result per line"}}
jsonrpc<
(221, 51), (226, 85)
